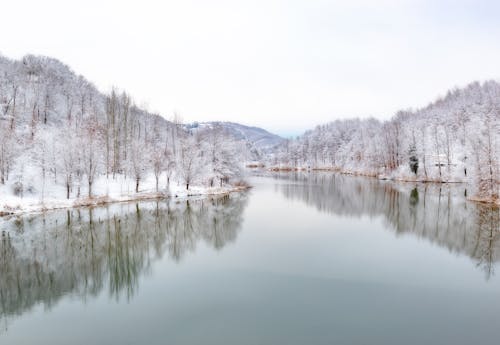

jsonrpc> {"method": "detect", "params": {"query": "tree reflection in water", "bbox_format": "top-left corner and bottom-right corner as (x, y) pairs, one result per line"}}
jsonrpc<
(275, 172), (500, 279)
(0, 194), (248, 322)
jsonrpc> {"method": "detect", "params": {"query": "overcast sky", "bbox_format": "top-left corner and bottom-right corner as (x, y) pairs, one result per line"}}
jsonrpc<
(1, 0), (499, 136)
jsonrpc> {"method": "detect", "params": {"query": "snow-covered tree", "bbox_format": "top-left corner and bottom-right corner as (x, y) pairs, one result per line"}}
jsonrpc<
(0, 54), (246, 204)
(270, 80), (500, 202)
(177, 134), (204, 190)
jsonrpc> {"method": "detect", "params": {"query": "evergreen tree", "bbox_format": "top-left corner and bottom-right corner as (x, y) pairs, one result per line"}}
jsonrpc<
(408, 144), (419, 175)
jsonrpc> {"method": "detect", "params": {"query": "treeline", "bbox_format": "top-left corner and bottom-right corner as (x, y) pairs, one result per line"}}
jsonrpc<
(0, 55), (244, 200)
(271, 81), (500, 202)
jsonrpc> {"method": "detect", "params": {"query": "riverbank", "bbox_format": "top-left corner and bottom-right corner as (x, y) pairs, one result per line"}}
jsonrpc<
(266, 166), (499, 205)
(0, 175), (250, 217)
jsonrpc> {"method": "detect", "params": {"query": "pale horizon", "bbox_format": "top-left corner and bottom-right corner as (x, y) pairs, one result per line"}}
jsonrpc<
(1, 0), (500, 136)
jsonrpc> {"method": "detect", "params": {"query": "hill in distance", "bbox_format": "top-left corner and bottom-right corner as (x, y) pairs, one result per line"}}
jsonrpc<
(186, 121), (285, 151)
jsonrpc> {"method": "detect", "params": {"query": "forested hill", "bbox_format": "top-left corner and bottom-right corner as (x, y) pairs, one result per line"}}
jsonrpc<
(0, 54), (172, 128)
(270, 80), (500, 202)
(186, 121), (285, 159)
(0, 54), (246, 199)
(1, 54), (498, 204)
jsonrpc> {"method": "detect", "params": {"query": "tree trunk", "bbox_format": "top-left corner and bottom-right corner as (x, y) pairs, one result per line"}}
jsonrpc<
(136, 178), (140, 193)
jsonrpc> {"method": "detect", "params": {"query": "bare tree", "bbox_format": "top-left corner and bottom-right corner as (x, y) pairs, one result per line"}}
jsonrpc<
(128, 137), (149, 193)
(177, 134), (203, 190)
(82, 118), (101, 198)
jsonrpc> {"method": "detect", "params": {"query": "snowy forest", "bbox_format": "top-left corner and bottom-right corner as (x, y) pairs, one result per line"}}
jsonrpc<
(271, 81), (500, 203)
(1, 53), (499, 211)
(0, 54), (246, 211)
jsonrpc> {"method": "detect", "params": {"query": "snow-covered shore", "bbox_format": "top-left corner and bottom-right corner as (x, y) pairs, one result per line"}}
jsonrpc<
(265, 167), (500, 205)
(0, 173), (250, 217)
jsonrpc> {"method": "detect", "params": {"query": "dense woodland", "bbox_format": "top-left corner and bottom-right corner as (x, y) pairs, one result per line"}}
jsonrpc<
(1, 54), (499, 204)
(271, 81), (500, 202)
(0, 55), (245, 201)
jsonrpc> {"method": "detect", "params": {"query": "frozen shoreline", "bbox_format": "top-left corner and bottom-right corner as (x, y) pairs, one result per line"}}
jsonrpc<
(0, 180), (250, 217)
(265, 167), (500, 205)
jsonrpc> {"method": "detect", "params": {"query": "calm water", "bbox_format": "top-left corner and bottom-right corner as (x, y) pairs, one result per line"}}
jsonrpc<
(1, 173), (499, 345)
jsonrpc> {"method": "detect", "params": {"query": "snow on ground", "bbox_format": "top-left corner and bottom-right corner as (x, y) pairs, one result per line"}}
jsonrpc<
(0, 172), (248, 216)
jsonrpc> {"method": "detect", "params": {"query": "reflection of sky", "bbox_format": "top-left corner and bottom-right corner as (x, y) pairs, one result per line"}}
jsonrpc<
(2, 175), (500, 344)
(1, 1), (500, 135)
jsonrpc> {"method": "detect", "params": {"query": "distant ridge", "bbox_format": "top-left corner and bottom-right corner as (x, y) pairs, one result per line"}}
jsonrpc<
(186, 121), (285, 151)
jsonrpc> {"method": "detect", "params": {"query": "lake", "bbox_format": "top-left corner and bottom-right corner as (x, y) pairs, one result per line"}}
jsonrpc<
(1, 173), (499, 345)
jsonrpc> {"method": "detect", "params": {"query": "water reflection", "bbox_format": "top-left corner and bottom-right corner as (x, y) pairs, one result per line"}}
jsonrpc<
(275, 172), (500, 279)
(0, 194), (248, 321)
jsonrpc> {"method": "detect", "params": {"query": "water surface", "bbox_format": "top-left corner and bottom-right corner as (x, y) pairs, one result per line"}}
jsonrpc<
(1, 173), (499, 345)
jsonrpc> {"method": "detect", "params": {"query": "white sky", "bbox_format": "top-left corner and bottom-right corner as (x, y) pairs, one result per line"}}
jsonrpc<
(1, 0), (499, 136)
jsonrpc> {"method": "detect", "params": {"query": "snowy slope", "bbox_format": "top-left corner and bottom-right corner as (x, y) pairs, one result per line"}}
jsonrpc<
(0, 54), (249, 215)
(187, 121), (285, 151)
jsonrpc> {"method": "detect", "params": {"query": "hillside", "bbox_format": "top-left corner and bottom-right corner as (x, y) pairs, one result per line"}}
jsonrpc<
(0, 54), (247, 214)
(270, 81), (500, 203)
(186, 121), (284, 160)
(205, 122), (284, 149)
(1, 53), (498, 208)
